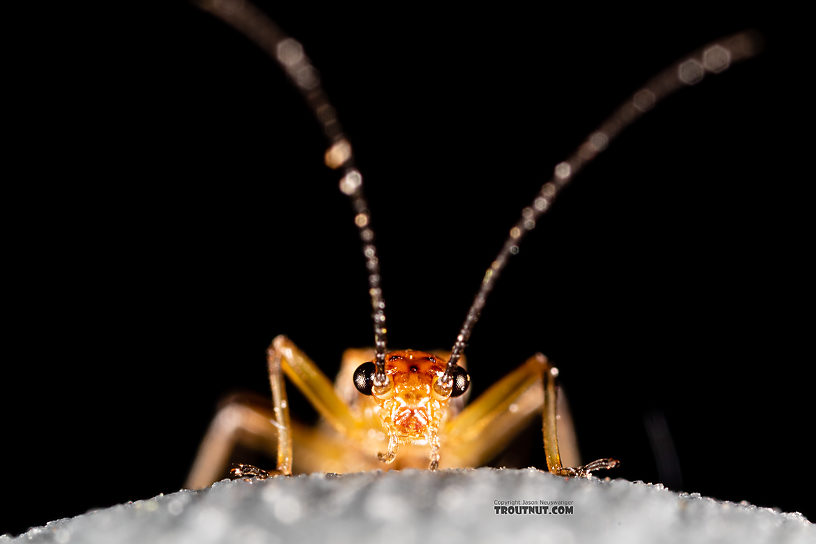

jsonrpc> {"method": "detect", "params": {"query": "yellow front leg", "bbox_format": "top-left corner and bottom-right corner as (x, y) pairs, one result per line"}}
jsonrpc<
(186, 336), (370, 487)
(267, 335), (371, 474)
(443, 353), (618, 476)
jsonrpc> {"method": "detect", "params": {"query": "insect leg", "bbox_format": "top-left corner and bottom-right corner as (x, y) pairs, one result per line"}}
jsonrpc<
(541, 361), (619, 477)
(443, 354), (550, 467)
(185, 393), (370, 487)
(187, 336), (369, 487)
(264, 336), (370, 472)
(443, 354), (617, 476)
(266, 340), (293, 475)
(185, 393), (281, 489)
(268, 335), (365, 437)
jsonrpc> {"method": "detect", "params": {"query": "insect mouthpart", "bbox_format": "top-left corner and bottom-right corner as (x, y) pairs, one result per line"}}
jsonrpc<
(393, 404), (430, 433)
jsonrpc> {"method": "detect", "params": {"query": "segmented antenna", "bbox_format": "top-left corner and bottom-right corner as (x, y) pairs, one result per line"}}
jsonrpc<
(195, 0), (389, 381)
(442, 31), (762, 384)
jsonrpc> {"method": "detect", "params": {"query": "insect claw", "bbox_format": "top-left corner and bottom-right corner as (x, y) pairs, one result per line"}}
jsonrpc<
(229, 463), (274, 481)
(570, 458), (620, 478)
(552, 458), (620, 478)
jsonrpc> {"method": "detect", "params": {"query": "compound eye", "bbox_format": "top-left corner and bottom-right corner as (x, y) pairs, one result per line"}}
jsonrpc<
(450, 365), (470, 398)
(353, 362), (377, 395)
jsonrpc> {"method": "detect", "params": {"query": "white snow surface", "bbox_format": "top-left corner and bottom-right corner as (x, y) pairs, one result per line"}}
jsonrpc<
(4, 468), (813, 544)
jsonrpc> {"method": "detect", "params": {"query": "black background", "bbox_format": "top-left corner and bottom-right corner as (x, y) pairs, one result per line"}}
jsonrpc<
(3, 2), (811, 536)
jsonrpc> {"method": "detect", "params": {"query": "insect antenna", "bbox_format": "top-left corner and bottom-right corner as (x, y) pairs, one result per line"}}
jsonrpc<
(194, 0), (390, 383)
(441, 30), (762, 386)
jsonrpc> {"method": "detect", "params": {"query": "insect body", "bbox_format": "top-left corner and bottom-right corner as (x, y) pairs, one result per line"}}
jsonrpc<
(185, 0), (761, 489)
(188, 336), (590, 487)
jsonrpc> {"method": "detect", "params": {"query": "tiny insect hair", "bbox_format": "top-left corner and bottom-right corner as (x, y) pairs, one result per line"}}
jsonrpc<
(195, 0), (761, 390)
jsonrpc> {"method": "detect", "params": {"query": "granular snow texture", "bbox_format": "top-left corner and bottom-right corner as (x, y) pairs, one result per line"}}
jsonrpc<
(4, 469), (813, 544)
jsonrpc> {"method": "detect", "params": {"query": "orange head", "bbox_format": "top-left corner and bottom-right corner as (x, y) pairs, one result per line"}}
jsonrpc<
(353, 350), (469, 441)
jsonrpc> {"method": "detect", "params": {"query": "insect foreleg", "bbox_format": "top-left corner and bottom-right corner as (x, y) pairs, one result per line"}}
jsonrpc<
(444, 354), (552, 467)
(268, 335), (364, 436)
(185, 393), (282, 489)
(444, 354), (617, 476)
(186, 336), (369, 487)
(541, 360), (619, 477)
